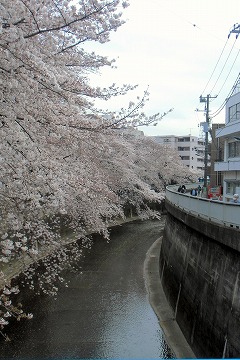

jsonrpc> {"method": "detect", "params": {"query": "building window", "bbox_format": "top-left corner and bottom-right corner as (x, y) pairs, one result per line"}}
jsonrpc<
(226, 181), (240, 195)
(228, 141), (240, 158)
(178, 147), (190, 151)
(177, 137), (190, 142)
(181, 156), (190, 160)
(228, 102), (240, 123)
(164, 138), (169, 142)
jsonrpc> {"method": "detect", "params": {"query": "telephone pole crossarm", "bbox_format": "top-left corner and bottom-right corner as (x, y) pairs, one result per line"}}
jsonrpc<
(228, 23), (240, 39)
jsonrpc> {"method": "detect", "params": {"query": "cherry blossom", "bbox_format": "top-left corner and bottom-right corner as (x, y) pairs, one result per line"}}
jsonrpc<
(0, 0), (196, 337)
(0, 318), (8, 326)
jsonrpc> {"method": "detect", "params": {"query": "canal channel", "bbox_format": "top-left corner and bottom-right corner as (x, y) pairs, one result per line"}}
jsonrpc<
(0, 218), (175, 359)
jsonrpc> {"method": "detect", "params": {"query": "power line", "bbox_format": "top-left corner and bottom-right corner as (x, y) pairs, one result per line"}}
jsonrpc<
(201, 24), (240, 120)
(209, 38), (237, 94)
(201, 38), (229, 95)
(215, 47), (240, 97)
(201, 22), (240, 102)
(211, 73), (240, 118)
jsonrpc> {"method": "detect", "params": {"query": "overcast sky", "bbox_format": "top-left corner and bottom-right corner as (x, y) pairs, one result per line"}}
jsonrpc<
(86, 0), (240, 138)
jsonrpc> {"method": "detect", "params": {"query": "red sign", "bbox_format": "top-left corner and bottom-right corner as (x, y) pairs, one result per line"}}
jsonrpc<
(207, 186), (222, 199)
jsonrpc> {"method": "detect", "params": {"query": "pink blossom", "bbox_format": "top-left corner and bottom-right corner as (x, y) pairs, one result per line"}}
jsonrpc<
(0, 318), (9, 326)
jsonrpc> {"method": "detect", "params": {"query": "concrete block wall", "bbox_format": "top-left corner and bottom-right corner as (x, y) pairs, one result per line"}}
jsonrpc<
(160, 202), (240, 358)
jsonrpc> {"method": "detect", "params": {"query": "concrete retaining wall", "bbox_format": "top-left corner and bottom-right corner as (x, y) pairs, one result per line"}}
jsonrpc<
(160, 200), (240, 358)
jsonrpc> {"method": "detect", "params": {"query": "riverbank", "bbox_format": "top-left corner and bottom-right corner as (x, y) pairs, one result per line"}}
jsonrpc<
(144, 236), (196, 359)
(0, 216), (140, 290)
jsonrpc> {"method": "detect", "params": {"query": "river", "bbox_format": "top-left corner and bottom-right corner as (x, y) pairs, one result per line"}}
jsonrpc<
(0, 218), (174, 359)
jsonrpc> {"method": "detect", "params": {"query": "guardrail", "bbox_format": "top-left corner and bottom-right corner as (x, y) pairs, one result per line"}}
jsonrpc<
(166, 184), (240, 229)
(214, 160), (240, 171)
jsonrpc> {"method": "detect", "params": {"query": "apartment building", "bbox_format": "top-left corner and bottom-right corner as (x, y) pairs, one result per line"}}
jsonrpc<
(151, 135), (206, 176)
(215, 83), (240, 201)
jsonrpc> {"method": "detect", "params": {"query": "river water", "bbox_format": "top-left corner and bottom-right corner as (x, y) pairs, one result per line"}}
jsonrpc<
(0, 218), (174, 359)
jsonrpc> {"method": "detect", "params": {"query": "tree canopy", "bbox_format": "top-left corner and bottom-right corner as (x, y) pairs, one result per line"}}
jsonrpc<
(0, 0), (194, 335)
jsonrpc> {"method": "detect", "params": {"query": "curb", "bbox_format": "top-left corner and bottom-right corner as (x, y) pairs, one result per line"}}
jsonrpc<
(144, 237), (196, 359)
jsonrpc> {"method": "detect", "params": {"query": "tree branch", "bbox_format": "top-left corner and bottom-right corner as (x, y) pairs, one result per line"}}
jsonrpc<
(23, 2), (116, 39)
(58, 25), (119, 53)
(19, 0), (40, 32)
(15, 118), (35, 143)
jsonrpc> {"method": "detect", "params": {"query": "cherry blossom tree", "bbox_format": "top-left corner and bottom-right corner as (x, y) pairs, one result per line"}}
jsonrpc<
(0, 0), (194, 337)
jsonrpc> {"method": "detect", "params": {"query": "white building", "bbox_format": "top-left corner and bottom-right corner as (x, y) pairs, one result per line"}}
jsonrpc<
(151, 135), (206, 176)
(215, 85), (240, 201)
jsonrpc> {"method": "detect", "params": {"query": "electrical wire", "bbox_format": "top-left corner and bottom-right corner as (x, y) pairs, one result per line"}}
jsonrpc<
(211, 73), (240, 118)
(201, 38), (229, 95)
(216, 48), (240, 97)
(209, 38), (237, 95)
(200, 36), (239, 121)
(200, 31), (240, 119)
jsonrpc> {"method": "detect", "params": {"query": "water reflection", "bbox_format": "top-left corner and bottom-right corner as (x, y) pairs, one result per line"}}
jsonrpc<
(96, 287), (172, 358)
(0, 219), (174, 359)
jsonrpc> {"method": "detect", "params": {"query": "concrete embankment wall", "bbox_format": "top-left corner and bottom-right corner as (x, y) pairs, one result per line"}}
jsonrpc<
(160, 200), (240, 358)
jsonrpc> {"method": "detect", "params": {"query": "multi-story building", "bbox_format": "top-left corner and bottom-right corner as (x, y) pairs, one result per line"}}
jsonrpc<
(214, 84), (240, 201)
(209, 123), (225, 187)
(151, 135), (206, 176)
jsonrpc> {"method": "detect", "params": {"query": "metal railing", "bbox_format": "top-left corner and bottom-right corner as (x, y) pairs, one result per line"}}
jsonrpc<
(214, 160), (240, 171)
(166, 184), (240, 229)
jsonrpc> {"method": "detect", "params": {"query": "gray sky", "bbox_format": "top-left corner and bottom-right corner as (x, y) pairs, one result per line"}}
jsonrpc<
(87, 0), (240, 138)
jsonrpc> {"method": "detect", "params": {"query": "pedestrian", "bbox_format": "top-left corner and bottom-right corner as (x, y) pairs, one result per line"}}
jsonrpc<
(191, 188), (197, 196)
(181, 185), (186, 193)
(197, 185), (202, 196)
(231, 194), (240, 203)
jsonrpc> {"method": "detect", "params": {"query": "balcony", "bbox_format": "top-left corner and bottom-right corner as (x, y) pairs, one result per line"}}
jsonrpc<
(215, 122), (240, 138)
(214, 160), (240, 171)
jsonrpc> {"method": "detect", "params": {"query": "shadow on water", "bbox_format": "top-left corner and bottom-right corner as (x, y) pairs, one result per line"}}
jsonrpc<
(0, 219), (174, 359)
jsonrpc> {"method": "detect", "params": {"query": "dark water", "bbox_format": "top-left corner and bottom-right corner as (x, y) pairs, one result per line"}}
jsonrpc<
(0, 219), (174, 359)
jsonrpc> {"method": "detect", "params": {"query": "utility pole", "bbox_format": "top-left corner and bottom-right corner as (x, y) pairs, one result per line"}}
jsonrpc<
(199, 94), (217, 189)
(228, 23), (240, 39)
